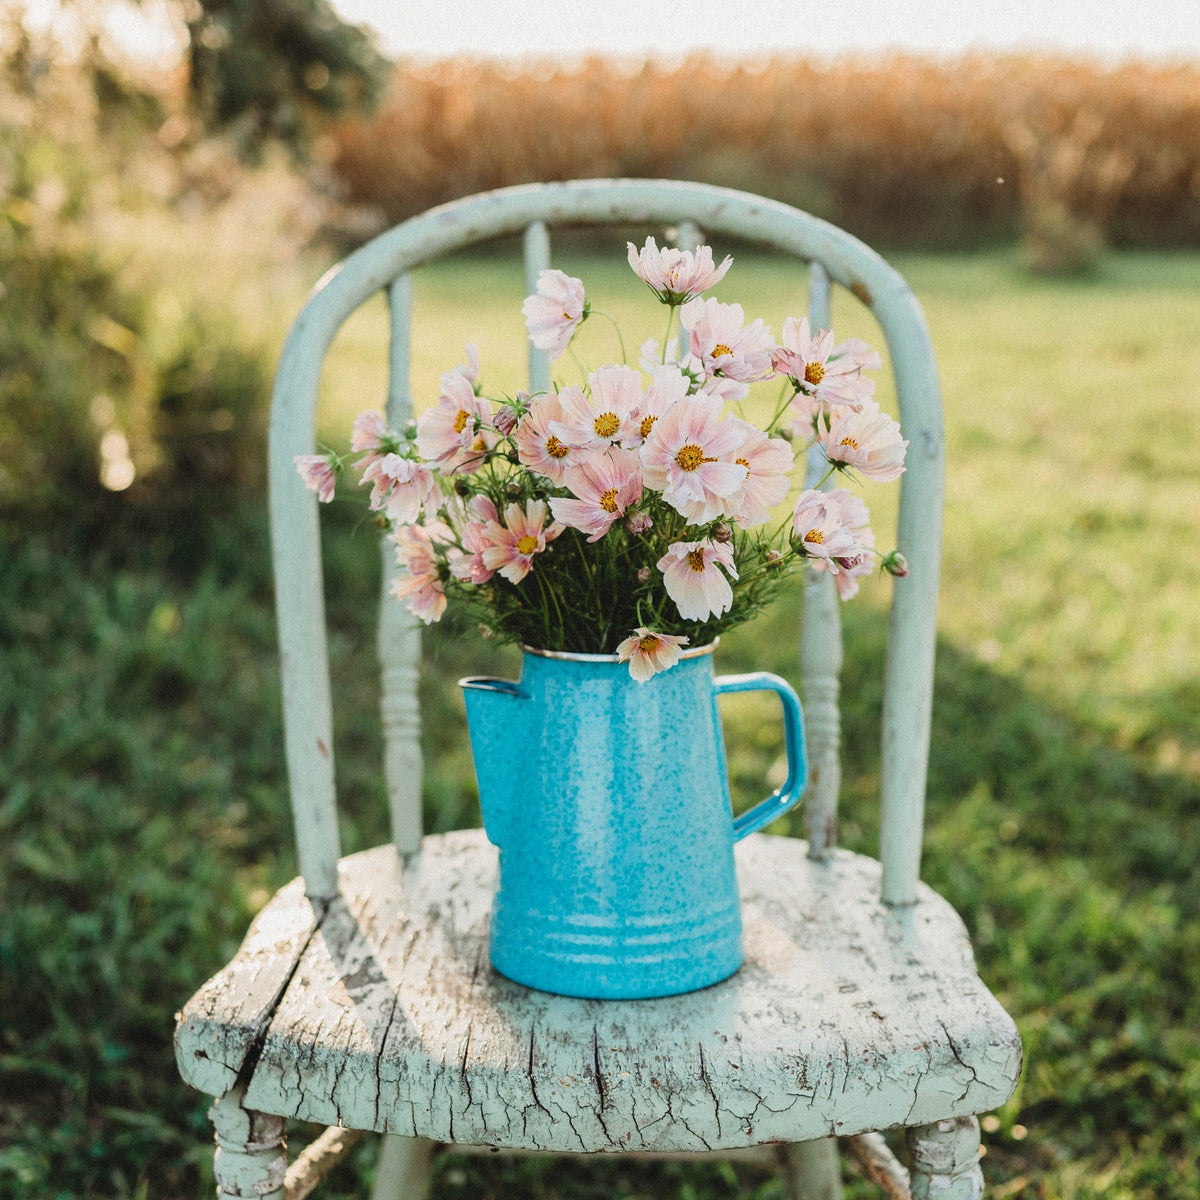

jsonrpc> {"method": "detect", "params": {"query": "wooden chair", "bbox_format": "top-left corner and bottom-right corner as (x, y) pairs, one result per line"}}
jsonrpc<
(175, 180), (1022, 1199)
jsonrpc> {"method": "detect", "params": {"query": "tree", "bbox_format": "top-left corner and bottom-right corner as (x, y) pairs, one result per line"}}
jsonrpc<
(184, 0), (390, 156)
(4, 0), (390, 157)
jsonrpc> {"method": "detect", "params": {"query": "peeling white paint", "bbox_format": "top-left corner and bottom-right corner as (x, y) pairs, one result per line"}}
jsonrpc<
(178, 833), (1020, 1157)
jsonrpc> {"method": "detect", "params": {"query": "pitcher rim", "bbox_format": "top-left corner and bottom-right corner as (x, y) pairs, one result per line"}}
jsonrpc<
(522, 639), (719, 663)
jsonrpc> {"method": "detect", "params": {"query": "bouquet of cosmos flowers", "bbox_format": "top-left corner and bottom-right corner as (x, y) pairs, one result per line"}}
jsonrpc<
(296, 238), (908, 680)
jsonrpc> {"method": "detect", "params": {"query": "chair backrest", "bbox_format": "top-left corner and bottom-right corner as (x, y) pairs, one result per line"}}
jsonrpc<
(268, 179), (944, 909)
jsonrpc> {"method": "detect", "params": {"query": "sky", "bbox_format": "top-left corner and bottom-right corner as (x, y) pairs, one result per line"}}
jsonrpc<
(329, 0), (1200, 62)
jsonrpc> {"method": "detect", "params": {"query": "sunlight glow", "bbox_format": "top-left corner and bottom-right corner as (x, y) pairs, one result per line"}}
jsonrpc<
(21, 0), (188, 68)
(330, 0), (1200, 63)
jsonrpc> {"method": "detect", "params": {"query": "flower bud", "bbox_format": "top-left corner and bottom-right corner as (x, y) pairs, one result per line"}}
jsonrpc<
(494, 407), (518, 436)
(883, 551), (909, 578)
(626, 511), (653, 535)
(765, 549), (782, 564)
(636, 566), (652, 584)
(478, 623), (494, 640)
(712, 522), (733, 543)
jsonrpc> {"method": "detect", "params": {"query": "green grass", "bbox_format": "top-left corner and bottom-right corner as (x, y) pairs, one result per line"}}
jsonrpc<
(2, 247), (1199, 1199)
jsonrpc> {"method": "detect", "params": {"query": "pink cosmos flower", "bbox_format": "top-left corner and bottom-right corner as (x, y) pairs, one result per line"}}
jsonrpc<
(626, 237), (733, 305)
(481, 500), (564, 584)
(639, 337), (664, 372)
(389, 522), (450, 624)
(818, 406), (908, 482)
(773, 316), (882, 415)
(415, 370), (496, 473)
(493, 405), (519, 436)
(680, 297), (775, 397)
(640, 395), (748, 523)
(451, 525), (494, 584)
(638, 339), (708, 389)
(513, 392), (580, 483)
(615, 627), (691, 682)
(294, 454), (338, 503)
(360, 453), (440, 524)
(804, 490), (877, 600)
(823, 536), (877, 600)
(657, 538), (739, 621)
(349, 410), (397, 471)
(549, 447), (644, 542)
(791, 488), (870, 569)
(728, 420), (795, 526)
(626, 363), (690, 448)
(454, 341), (480, 384)
(521, 269), (586, 360)
(550, 367), (644, 452)
(448, 495), (498, 585)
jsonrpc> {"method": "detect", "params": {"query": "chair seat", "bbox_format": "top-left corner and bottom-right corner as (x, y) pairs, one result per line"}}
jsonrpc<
(175, 829), (1020, 1154)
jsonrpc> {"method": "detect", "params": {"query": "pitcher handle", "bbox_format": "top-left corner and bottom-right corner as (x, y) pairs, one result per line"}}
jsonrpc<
(713, 673), (807, 841)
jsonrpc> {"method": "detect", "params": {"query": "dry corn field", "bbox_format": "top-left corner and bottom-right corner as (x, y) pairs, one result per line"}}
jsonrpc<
(332, 54), (1200, 258)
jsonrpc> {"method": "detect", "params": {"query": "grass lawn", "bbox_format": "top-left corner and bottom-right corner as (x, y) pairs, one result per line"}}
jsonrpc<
(2, 246), (1198, 1199)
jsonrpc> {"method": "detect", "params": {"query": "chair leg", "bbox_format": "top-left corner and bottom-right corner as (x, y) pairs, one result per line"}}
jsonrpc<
(209, 1084), (287, 1200)
(779, 1137), (842, 1200)
(371, 1134), (434, 1200)
(906, 1116), (984, 1200)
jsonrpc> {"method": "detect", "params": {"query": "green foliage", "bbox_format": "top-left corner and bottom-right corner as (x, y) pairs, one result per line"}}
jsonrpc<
(0, 208), (136, 519)
(3, 250), (1199, 1199)
(185, 0), (390, 157)
(395, 460), (803, 655)
(0, 511), (290, 1198)
(0, 52), (272, 524)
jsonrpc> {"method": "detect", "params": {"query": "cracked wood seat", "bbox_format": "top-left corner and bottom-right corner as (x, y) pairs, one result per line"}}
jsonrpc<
(174, 180), (1024, 1198)
(178, 830), (1020, 1156)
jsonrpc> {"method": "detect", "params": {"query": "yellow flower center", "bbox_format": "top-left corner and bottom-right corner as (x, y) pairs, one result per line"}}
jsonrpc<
(637, 635), (659, 652)
(685, 548), (707, 571)
(711, 342), (733, 358)
(736, 457), (750, 471)
(675, 443), (710, 472)
(804, 361), (826, 386)
(598, 487), (619, 513)
(453, 409), (471, 433)
(593, 412), (620, 438)
(639, 414), (657, 439)
(546, 435), (569, 459)
(839, 436), (859, 449)
(803, 528), (824, 545)
(516, 535), (539, 555)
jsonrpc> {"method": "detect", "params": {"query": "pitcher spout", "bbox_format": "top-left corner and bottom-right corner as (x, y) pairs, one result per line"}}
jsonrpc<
(459, 676), (524, 848)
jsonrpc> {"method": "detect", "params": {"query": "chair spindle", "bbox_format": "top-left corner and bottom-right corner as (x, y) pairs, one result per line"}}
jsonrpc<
(379, 273), (425, 855)
(524, 222), (551, 392)
(800, 262), (843, 860)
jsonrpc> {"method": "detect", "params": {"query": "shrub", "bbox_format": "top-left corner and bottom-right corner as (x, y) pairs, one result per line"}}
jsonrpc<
(0, 49), (272, 526)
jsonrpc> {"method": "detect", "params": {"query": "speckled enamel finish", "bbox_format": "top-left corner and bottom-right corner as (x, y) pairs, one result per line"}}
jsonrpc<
(460, 647), (806, 999)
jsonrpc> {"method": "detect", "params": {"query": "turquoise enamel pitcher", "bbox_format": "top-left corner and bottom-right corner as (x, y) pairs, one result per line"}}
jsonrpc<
(460, 643), (806, 999)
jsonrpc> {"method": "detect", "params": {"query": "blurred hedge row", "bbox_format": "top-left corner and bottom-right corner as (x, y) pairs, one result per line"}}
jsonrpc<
(0, 46), (340, 529)
(332, 54), (1200, 264)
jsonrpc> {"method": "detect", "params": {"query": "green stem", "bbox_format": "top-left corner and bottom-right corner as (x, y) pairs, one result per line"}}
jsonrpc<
(567, 341), (589, 383)
(661, 305), (676, 364)
(812, 462), (839, 491)
(767, 384), (801, 432)
(589, 308), (628, 365)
